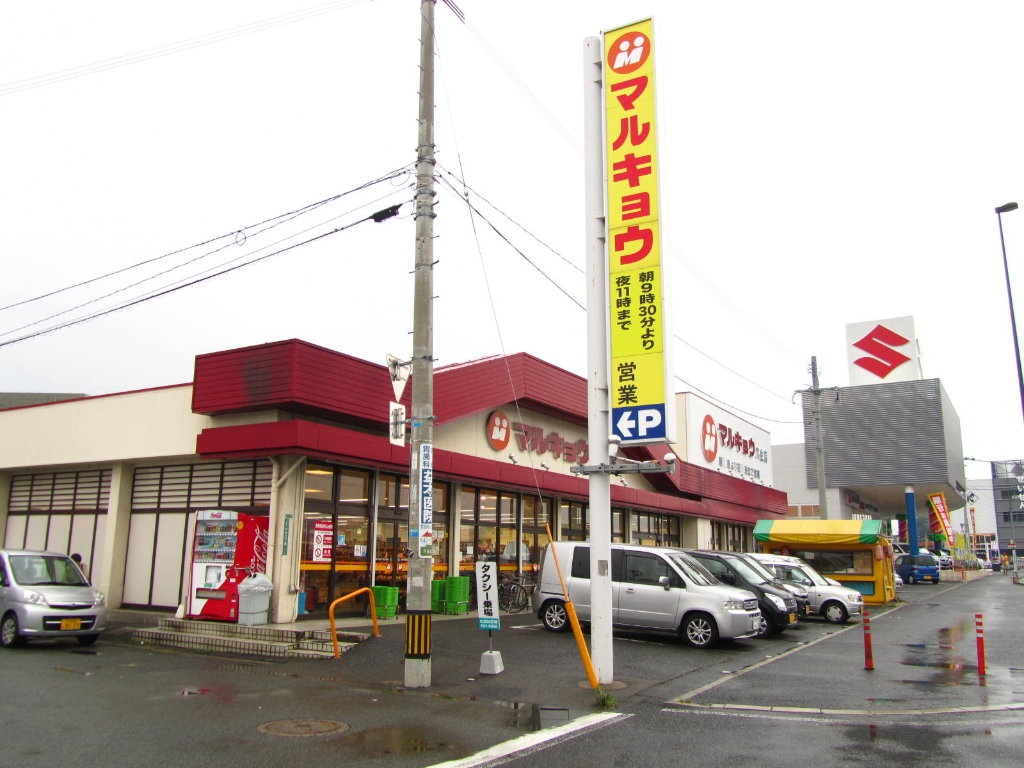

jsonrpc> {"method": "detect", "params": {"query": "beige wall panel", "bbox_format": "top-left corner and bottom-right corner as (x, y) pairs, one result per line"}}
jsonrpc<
(46, 514), (72, 552)
(25, 516), (48, 550)
(4, 515), (26, 549)
(151, 513), (187, 608)
(122, 514), (157, 605)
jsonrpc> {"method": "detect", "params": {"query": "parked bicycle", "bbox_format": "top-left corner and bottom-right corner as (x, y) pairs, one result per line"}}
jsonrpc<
(498, 571), (529, 613)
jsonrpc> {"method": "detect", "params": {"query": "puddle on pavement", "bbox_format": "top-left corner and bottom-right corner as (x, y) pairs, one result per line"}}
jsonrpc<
(493, 700), (589, 732)
(328, 724), (465, 759)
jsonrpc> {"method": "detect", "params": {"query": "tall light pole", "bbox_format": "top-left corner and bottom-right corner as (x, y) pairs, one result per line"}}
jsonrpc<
(996, 202), (1023, 422)
(996, 202), (1020, 566)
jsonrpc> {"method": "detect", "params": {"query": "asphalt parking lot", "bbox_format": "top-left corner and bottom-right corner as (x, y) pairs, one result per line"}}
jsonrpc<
(2, 571), (1020, 768)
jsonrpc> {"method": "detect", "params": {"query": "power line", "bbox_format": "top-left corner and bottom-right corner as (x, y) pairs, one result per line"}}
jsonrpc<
(437, 164), (584, 276)
(0, 164), (414, 314)
(0, 0), (372, 97)
(0, 204), (405, 349)
(435, 176), (585, 310)
(1, 185), (413, 341)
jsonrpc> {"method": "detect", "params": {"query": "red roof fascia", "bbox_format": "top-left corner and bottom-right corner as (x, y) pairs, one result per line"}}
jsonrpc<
(191, 339), (398, 427)
(433, 353), (587, 426)
(195, 420), (779, 522)
(191, 342), (587, 429)
(632, 443), (787, 516)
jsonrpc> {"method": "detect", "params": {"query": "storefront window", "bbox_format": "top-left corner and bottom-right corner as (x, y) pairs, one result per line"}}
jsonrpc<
(612, 509), (625, 543)
(561, 501), (588, 541)
(459, 486), (477, 568)
(304, 463), (335, 501)
(300, 465), (371, 617)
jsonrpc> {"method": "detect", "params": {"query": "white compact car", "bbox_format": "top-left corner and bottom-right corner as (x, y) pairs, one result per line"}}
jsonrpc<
(0, 549), (106, 647)
(749, 553), (863, 624)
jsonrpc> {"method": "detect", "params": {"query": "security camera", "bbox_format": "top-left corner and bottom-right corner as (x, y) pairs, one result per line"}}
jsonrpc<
(664, 453), (677, 464)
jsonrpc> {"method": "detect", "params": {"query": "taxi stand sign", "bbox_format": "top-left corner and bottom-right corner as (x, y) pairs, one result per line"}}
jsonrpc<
(475, 561), (500, 630)
(604, 18), (675, 447)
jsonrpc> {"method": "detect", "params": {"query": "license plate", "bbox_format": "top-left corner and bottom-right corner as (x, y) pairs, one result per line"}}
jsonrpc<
(60, 619), (82, 631)
(789, 613), (796, 623)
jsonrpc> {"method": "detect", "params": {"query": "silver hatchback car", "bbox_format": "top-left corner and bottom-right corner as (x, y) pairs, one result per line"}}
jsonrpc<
(0, 549), (107, 647)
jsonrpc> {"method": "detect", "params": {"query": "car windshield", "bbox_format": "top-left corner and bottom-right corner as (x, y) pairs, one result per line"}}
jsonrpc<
(9, 554), (88, 587)
(739, 555), (781, 582)
(665, 553), (718, 586)
(722, 555), (769, 585)
(791, 564), (830, 586)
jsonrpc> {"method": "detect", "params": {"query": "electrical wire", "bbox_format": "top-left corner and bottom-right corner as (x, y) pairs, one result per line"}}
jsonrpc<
(0, 164), (413, 314)
(436, 164), (583, 276)
(435, 177), (585, 310)
(0, 204), (405, 349)
(0, 0), (372, 97)
(0, 184), (413, 340)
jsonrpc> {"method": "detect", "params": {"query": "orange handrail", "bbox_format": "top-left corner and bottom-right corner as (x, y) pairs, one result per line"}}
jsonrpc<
(328, 587), (380, 658)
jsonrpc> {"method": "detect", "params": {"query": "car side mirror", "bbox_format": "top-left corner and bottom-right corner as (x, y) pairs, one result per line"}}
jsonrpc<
(658, 575), (671, 591)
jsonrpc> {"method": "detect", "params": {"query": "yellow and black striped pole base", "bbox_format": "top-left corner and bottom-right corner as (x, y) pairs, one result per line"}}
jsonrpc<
(405, 610), (431, 660)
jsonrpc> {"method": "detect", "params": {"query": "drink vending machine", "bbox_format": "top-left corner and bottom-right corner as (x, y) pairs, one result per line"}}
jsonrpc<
(188, 509), (270, 621)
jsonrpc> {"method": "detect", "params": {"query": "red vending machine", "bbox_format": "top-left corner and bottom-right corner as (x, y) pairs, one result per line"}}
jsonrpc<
(188, 509), (270, 621)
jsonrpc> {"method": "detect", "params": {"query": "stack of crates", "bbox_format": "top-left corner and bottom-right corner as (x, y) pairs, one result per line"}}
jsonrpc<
(443, 575), (470, 614)
(371, 585), (400, 619)
(431, 578), (446, 613)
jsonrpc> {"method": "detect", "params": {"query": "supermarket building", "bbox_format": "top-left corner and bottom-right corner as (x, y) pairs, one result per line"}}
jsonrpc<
(0, 339), (786, 623)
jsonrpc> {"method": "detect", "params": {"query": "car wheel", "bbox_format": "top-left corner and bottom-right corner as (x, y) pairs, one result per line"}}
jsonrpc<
(1, 613), (24, 648)
(77, 634), (100, 646)
(754, 611), (772, 638)
(907, 574), (916, 585)
(681, 613), (719, 648)
(541, 601), (570, 632)
(822, 601), (849, 624)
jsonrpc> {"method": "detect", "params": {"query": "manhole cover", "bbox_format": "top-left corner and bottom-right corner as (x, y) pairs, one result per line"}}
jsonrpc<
(258, 719), (349, 737)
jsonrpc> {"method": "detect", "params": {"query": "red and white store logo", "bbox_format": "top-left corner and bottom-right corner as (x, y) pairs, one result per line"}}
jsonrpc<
(485, 411), (590, 464)
(486, 410), (511, 450)
(700, 414), (758, 462)
(851, 324), (911, 379)
(700, 414), (718, 462)
(607, 30), (651, 75)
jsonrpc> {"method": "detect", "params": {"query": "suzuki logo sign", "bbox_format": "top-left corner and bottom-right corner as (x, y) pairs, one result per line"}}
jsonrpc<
(845, 316), (923, 386)
(851, 325), (911, 379)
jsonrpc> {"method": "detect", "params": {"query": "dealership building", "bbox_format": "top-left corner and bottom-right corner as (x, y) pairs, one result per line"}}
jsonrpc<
(0, 339), (785, 623)
(774, 317), (968, 550)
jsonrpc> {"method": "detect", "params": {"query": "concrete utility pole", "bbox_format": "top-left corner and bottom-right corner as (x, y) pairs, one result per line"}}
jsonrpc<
(405, 0), (437, 689)
(810, 357), (829, 518)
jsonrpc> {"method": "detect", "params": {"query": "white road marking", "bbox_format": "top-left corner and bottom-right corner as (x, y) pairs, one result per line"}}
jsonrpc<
(426, 712), (632, 768)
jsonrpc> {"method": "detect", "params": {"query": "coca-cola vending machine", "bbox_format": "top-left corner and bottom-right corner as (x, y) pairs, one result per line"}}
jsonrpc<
(188, 509), (270, 622)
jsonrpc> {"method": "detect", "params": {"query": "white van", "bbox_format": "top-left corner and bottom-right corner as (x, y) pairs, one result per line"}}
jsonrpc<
(531, 542), (761, 648)
(749, 553), (863, 624)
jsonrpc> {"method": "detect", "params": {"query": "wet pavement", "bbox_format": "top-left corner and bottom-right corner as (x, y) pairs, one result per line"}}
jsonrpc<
(3, 570), (1021, 767)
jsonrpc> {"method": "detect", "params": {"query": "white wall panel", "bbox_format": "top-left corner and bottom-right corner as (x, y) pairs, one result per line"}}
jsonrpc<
(25, 516), (48, 550)
(92, 516), (107, 588)
(150, 513), (187, 609)
(3, 516), (26, 549)
(46, 515), (72, 553)
(123, 514), (157, 605)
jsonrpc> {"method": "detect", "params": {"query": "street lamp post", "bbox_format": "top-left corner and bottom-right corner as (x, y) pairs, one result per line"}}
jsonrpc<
(996, 202), (1020, 566)
(996, 202), (1023, 422)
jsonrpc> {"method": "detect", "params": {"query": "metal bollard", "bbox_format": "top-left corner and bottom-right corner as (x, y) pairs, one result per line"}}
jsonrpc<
(975, 613), (986, 676)
(862, 609), (874, 670)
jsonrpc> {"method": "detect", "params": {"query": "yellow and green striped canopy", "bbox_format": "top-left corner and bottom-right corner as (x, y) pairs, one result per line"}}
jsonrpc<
(753, 519), (885, 545)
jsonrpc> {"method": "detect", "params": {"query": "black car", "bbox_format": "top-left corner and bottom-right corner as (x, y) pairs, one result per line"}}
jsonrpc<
(685, 550), (799, 637)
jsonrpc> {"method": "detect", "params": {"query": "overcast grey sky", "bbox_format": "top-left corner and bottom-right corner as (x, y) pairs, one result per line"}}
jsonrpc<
(2, 1), (1022, 482)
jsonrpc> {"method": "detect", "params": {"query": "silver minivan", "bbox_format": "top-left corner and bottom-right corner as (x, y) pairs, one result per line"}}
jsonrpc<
(532, 542), (761, 648)
(749, 553), (863, 624)
(0, 549), (107, 647)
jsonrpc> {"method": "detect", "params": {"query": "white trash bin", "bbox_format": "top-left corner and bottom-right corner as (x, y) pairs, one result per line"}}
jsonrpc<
(237, 572), (274, 626)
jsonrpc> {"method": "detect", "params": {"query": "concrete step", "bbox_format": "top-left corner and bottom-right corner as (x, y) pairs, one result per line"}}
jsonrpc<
(131, 619), (370, 660)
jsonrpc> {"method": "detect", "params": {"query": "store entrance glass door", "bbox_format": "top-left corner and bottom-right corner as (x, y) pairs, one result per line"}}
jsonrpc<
(375, 519), (409, 591)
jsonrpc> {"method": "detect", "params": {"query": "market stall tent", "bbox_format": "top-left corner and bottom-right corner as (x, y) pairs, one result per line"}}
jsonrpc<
(754, 519), (897, 605)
